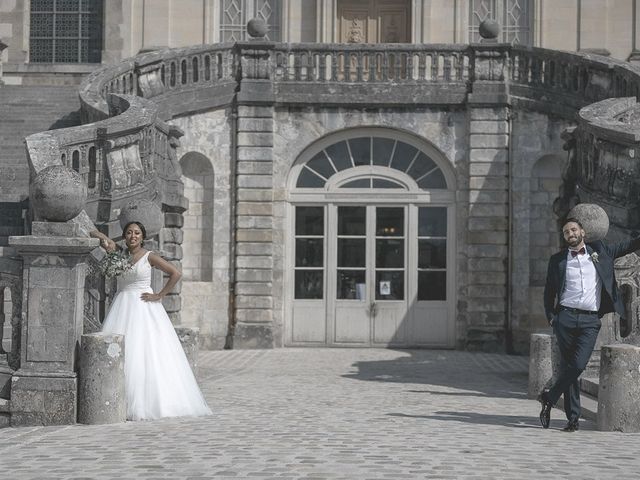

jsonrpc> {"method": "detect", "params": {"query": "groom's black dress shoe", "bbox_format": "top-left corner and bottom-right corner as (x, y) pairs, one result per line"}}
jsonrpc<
(563, 419), (579, 432)
(537, 389), (552, 429)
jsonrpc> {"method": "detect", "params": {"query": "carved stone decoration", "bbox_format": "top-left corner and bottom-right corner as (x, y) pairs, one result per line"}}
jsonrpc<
(348, 18), (364, 43)
(118, 199), (164, 237)
(552, 127), (580, 222)
(613, 252), (640, 342)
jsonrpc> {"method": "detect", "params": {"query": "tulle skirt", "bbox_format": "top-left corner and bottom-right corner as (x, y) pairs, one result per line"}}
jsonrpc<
(101, 287), (212, 421)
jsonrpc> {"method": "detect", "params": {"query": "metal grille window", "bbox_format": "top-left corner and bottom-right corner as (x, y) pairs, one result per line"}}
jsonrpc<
(220, 0), (282, 42)
(469, 0), (532, 45)
(30, 0), (103, 63)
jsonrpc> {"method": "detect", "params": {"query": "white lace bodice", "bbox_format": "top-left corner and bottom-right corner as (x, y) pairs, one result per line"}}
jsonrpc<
(117, 251), (152, 292)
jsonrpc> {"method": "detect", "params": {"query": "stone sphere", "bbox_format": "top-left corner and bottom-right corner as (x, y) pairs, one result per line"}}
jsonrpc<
(247, 18), (268, 38)
(567, 203), (609, 242)
(479, 19), (501, 39)
(118, 199), (163, 237)
(29, 165), (87, 222)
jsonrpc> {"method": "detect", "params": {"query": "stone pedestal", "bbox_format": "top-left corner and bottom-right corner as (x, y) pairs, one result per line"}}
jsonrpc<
(528, 333), (561, 398)
(9, 232), (98, 425)
(174, 326), (199, 375)
(78, 333), (126, 425)
(597, 344), (640, 432)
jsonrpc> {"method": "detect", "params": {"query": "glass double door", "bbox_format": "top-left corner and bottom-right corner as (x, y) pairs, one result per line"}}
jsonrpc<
(290, 203), (451, 347)
(333, 205), (407, 344)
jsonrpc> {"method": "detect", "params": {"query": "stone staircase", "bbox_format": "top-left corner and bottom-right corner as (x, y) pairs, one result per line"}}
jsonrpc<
(0, 85), (81, 243)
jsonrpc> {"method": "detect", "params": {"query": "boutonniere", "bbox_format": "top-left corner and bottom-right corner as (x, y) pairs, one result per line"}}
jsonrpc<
(590, 252), (599, 264)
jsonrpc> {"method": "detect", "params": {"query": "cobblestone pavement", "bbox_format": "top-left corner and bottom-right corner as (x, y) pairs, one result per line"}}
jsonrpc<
(2, 348), (640, 479)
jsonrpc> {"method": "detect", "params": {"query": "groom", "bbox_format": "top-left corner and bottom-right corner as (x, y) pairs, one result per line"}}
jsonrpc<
(539, 218), (640, 431)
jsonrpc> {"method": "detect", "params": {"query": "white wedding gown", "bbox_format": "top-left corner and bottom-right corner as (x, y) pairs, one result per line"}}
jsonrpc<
(101, 251), (212, 421)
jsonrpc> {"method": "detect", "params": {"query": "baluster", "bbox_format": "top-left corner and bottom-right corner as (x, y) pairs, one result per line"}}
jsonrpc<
(443, 54), (451, 82)
(318, 53), (326, 82)
(356, 52), (364, 82)
(331, 52), (338, 81)
(418, 52), (426, 81)
(431, 53), (438, 81)
(382, 51), (389, 81)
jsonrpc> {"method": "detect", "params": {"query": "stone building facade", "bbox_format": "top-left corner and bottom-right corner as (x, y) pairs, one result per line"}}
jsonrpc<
(1, 1), (640, 362)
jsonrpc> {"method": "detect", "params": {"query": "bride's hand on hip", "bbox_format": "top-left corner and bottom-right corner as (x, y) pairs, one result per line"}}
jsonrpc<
(141, 292), (162, 302)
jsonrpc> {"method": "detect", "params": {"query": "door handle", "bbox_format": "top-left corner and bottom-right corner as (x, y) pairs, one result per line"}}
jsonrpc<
(368, 302), (378, 317)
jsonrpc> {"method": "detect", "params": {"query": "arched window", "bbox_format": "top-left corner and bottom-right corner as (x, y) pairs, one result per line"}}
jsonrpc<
(294, 136), (449, 191)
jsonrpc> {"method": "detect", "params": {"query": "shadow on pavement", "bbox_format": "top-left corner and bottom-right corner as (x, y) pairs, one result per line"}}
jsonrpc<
(387, 411), (595, 431)
(342, 349), (529, 400)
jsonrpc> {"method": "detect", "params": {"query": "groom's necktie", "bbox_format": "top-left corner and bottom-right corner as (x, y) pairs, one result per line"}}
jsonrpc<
(570, 247), (586, 257)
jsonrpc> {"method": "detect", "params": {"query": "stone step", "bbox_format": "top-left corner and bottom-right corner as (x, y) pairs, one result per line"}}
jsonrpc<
(580, 376), (599, 398)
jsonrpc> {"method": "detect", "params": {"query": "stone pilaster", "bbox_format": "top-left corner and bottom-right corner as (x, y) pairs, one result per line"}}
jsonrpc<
(466, 106), (510, 350)
(161, 211), (184, 325)
(233, 105), (275, 348)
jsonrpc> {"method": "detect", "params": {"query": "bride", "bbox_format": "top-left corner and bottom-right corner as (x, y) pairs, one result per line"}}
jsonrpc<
(100, 221), (212, 420)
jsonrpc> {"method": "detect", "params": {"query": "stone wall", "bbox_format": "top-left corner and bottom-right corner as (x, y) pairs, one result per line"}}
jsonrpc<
(169, 108), (232, 350)
(510, 110), (572, 353)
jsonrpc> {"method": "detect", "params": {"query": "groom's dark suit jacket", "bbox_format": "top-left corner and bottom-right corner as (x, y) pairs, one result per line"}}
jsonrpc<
(544, 237), (640, 323)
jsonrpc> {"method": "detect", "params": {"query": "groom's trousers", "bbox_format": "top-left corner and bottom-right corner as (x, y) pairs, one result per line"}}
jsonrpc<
(548, 308), (600, 422)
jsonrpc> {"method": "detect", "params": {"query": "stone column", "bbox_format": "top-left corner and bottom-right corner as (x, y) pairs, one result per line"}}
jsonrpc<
(597, 344), (640, 432)
(465, 45), (511, 350)
(232, 27), (276, 348)
(528, 333), (562, 398)
(77, 333), (126, 425)
(9, 224), (98, 425)
(174, 326), (199, 375)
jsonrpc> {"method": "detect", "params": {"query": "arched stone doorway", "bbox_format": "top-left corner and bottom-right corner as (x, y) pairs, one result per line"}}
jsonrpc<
(285, 128), (456, 347)
(179, 152), (217, 347)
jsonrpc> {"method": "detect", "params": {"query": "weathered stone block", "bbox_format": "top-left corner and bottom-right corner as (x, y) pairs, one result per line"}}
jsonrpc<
(469, 149), (508, 163)
(232, 323), (273, 349)
(236, 295), (273, 309)
(236, 229), (273, 242)
(469, 163), (508, 176)
(467, 272), (507, 285)
(162, 227), (183, 244)
(470, 120), (509, 134)
(238, 118), (273, 132)
(237, 255), (273, 269)
(237, 202), (273, 216)
(468, 285), (506, 297)
(469, 107), (509, 121)
(237, 105), (273, 118)
(469, 134), (509, 149)
(237, 176), (273, 189)
(469, 176), (508, 190)
(237, 146), (273, 161)
(236, 242), (273, 256)
(237, 161), (274, 175)
(468, 258), (506, 272)
(469, 189), (508, 204)
(162, 243), (183, 260)
(164, 213), (184, 228)
(78, 333), (126, 425)
(236, 281), (273, 295)
(161, 294), (181, 312)
(10, 374), (77, 426)
(237, 189), (273, 202)
(468, 204), (507, 217)
(468, 299), (506, 313)
(468, 244), (508, 258)
(237, 216), (273, 229)
(468, 216), (508, 231)
(235, 308), (273, 322)
(468, 231), (508, 245)
(598, 344), (640, 432)
(236, 268), (272, 282)
(237, 132), (273, 147)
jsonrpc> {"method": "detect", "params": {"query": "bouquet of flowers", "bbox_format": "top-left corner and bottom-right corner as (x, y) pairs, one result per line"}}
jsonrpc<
(99, 250), (133, 278)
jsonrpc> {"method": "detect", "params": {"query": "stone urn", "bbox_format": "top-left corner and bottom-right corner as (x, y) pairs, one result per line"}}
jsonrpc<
(118, 199), (163, 237)
(29, 165), (87, 222)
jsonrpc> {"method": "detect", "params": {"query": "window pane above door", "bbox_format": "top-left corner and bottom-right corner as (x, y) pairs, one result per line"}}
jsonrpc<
(295, 270), (324, 299)
(376, 207), (404, 236)
(338, 239), (366, 267)
(296, 206), (324, 235)
(337, 270), (366, 300)
(418, 207), (447, 236)
(338, 206), (366, 235)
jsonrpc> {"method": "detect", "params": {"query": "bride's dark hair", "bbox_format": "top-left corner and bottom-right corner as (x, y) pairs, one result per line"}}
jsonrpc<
(122, 221), (147, 246)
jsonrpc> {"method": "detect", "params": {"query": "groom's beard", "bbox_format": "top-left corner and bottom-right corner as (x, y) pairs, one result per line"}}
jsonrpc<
(566, 234), (583, 248)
